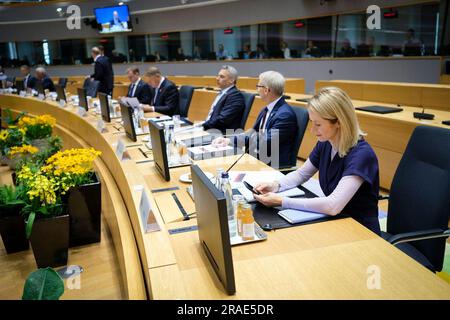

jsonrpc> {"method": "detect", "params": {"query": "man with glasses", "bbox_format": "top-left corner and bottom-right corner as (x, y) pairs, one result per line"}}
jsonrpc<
(201, 65), (245, 133)
(212, 70), (298, 168)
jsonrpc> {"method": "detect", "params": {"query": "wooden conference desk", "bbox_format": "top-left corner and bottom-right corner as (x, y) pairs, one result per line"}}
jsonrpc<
(0, 94), (449, 299)
(187, 89), (450, 190)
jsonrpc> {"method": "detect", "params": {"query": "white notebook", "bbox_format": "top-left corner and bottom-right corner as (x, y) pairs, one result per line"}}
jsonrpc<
(277, 209), (328, 224)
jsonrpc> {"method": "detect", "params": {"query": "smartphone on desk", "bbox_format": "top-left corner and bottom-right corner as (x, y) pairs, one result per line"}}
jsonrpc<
(243, 181), (261, 195)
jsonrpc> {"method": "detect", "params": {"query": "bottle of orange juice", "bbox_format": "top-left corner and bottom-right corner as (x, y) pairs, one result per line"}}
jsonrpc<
(241, 203), (255, 241)
(235, 198), (245, 237)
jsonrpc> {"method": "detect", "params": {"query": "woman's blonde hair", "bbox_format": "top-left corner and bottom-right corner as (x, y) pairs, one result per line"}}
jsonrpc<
(308, 86), (365, 157)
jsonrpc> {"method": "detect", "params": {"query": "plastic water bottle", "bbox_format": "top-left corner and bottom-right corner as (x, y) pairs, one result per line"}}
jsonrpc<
(215, 168), (224, 190)
(221, 172), (237, 238)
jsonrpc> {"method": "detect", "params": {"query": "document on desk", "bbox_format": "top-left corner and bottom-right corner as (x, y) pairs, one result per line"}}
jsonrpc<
(229, 171), (305, 202)
(277, 209), (328, 224)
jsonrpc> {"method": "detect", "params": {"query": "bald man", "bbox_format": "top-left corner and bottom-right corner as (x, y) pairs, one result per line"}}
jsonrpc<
(90, 46), (114, 95)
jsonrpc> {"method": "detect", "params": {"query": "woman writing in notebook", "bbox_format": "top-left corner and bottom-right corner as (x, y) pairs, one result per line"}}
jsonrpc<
(253, 87), (381, 235)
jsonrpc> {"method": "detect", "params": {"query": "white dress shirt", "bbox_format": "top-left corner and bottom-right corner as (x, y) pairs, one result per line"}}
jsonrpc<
(259, 96), (283, 132)
(205, 85), (234, 121)
(129, 78), (141, 97)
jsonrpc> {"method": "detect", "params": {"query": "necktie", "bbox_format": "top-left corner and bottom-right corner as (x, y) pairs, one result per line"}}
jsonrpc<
(259, 107), (269, 131)
(129, 84), (135, 97)
(206, 90), (223, 121)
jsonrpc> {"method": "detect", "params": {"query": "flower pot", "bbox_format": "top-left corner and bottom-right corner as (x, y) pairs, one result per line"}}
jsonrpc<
(67, 172), (102, 247)
(31, 138), (51, 151)
(0, 205), (29, 254)
(30, 214), (69, 268)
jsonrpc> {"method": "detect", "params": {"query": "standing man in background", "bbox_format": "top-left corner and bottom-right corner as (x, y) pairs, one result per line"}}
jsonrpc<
(90, 47), (114, 96)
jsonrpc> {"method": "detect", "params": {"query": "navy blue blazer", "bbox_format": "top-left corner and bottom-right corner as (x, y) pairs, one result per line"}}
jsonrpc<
(152, 78), (180, 116)
(235, 98), (297, 168)
(91, 55), (114, 95)
(127, 79), (152, 105)
(202, 86), (245, 133)
(32, 76), (55, 92)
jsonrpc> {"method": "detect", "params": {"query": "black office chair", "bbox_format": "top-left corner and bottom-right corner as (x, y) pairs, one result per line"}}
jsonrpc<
(83, 78), (100, 98)
(179, 85), (194, 118)
(284, 105), (309, 169)
(58, 77), (68, 89)
(382, 126), (450, 273)
(240, 92), (255, 129)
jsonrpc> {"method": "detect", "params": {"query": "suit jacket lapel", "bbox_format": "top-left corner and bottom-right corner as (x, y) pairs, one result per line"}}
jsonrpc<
(265, 98), (285, 129)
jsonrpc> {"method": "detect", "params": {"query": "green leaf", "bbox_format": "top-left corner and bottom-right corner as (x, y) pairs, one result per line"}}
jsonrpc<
(25, 211), (36, 239)
(22, 268), (64, 300)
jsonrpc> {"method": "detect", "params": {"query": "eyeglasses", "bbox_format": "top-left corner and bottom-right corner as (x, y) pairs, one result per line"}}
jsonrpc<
(256, 85), (266, 89)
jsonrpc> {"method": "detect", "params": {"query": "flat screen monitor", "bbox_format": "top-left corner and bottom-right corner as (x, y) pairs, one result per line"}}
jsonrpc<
(35, 81), (45, 95)
(15, 79), (24, 93)
(191, 164), (236, 295)
(148, 119), (170, 182)
(119, 101), (137, 142)
(77, 88), (88, 111)
(98, 92), (111, 122)
(55, 84), (66, 102)
(94, 5), (132, 34)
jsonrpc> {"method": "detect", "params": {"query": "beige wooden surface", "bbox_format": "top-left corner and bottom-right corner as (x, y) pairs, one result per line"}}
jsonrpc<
(315, 80), (450, 111)
(2, 94), (449, 300)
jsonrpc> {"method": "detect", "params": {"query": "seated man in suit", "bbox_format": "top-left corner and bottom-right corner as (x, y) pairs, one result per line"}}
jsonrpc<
(125, 66), (152, 104)
(202, 65), (245, 133)
(141, 67), (180, 116)
(90, 47), (114, 95)
(34, 67), (55, 92)
(20, 65), (36, 90)
(212, 71), (298, 168)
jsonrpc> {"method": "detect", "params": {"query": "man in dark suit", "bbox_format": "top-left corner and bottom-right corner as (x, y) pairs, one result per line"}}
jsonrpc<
(34, 66), (55, 92)
(90, 47), (114, 95)
(125, 66), (152, 104)
(141, 67), (179, 116)
(212, 71), (298, 168)
(202, 65), (245, 133)
(20, 65), (36, 90)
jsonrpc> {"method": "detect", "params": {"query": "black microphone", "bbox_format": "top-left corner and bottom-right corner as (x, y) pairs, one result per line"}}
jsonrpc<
(413, 106), (434, 120)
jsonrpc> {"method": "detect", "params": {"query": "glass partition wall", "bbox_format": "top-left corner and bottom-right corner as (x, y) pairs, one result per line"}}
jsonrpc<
(0, 1), (443, 67)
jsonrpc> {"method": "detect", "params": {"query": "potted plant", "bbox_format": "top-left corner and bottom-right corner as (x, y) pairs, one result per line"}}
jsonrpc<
(18, 114), (56, 151)
(42, 148), (102, 247)
(17, 164), (69, 268)
(0, 184), (29, 254)
(22, 267), (64, 300)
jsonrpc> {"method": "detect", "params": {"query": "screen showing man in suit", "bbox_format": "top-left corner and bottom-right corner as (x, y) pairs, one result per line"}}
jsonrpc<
(141, 67), (180, 116)
(212, 71), (298, 168)
(202, 65), (245, 133)
(125, 66), (152, 105)
(90, 46), (114, 95)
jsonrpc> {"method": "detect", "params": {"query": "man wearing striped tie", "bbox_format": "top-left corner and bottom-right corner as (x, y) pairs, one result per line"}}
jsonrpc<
(212, 71), (298, 168)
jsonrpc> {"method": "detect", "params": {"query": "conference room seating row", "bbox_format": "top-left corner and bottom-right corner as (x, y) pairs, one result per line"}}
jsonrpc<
(315, 80), (450, 112)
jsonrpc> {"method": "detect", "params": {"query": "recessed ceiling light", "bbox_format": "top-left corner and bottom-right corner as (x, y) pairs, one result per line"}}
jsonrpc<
(118, 2), (124, 5)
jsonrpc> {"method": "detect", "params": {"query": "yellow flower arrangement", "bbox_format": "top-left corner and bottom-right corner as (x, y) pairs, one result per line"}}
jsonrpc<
(0, 130), (8, 141)
(42, 148), (101, 176)
(26, 173), (58, 205)
(18, 115), (56, 128)
(17, 165), (35, 183)
(8, 145), (39, 157)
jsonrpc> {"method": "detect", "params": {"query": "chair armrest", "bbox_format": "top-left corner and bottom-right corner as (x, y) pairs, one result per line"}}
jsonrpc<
(387, 228), (450, 246)
(278, 166), (298, 174)
(378, 194), (389, 201)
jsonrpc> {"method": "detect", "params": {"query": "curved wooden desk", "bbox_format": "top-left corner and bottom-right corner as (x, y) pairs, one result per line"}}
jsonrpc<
(2, 94), (448, 300)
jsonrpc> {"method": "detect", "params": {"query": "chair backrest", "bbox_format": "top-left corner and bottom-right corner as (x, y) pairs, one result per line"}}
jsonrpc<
(83, 78), (100, 98)
(387, 126), (450, 271)
(58, 77), (68, 88)
(289, 105), (309, 167)
(240, 92), (255, 129)
(178, 85), (194, 117)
